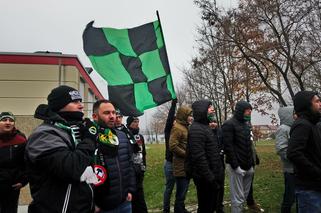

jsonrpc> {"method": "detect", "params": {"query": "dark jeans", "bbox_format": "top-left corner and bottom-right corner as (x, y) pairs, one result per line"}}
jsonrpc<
(163, 160), (175, 212)
(132, 171), (148, 213)
(217, 158), (225, 213)
(0, 189), (20, 213)
(281, 172), (295, 213)
(174, 177), (190, 213)
(296, 189), (321, 213)
(100, 201), (132, 213)
(194, 178), (219, 213)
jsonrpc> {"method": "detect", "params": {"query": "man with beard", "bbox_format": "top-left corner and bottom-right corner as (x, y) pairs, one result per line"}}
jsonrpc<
(126, 116), (148, 213)
(287, 91), (321, 212)
(0, 112), (27, 213)
(25, 85), (98, 213)
(186, 100), (224, 212)
(92, 100), (136, 213)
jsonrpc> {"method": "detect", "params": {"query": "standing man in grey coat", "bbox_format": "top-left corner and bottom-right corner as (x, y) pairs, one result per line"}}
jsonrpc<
(275, 106), (296, 213)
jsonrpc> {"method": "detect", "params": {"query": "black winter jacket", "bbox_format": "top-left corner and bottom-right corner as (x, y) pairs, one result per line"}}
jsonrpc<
(186, 100), (223, 183)
(164, 100), (177, 162)
(25, 105), (96, 213)
(94, 129), (136, 211)
(222, 101), (254, 170)
(0, 129), (27, 194)
(287, 115), (321, 192)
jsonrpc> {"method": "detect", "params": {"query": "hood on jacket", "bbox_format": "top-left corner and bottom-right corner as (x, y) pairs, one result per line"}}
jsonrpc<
(293, 91), (318, 114)
(192, 100), (212, 124)
(234, 100), (252, 122)
(278, 106), (294, 127)
(175, 106), (192, 126)
(34, 104), (66, 124)
(293, 91), (320, 124)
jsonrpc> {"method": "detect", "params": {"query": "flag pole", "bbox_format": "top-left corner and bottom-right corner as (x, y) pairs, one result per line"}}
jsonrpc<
(156, 10), (176, 98)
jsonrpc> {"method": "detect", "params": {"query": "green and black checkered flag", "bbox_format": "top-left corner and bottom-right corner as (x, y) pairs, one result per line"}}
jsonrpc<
(83, 18), (176, 116)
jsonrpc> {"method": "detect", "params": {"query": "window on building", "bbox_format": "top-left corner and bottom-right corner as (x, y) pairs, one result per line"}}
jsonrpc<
(79, 78), (85, 101)
(87, 89), (94, 117)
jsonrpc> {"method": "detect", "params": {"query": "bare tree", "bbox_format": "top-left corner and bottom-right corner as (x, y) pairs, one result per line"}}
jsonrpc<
(196, 0), (321, 106)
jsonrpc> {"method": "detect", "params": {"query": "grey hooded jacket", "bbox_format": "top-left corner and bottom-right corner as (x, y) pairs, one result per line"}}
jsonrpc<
(275, 106), (294, 173)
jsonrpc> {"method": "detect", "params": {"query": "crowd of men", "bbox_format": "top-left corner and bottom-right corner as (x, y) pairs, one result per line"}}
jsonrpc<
(0, 85), (321, 213)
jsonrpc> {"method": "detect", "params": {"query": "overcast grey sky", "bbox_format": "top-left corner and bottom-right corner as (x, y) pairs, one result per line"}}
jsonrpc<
(1, 0), (273, 126)
(1, 0), (236, 89)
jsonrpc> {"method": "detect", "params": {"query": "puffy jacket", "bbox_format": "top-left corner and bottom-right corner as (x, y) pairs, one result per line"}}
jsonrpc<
(222, 101), (254, 170)
(186, 100), (223, 183)
(169, 106), (192, 177)
(287, 115), (321, 192)
(0, 129), (27, 193)
(25, 105), (96, 213)
(94, 129), (136, 211)
(275, 107), (294, 173)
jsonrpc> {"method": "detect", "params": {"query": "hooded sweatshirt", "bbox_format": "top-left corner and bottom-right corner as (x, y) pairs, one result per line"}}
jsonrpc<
(275, 106), (294, 173)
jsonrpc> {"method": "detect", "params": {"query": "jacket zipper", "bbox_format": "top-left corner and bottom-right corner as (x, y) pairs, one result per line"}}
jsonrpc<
(116, 157), (123, 201)
(88, 183), (94, 211)
(62, 184), (72, 213)
(10, 146), (12, 160)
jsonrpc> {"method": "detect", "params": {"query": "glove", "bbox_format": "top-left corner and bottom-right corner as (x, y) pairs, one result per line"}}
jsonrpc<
(235, 166), (246, 176)
(81, 118), (98, 142)
(80, 166), (99, 184)
(248, 166), (254, 173)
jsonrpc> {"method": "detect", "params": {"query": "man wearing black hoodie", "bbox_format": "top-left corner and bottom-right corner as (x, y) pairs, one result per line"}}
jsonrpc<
(287, 91), (321, 213)
(186, 100), (223, 212)
(222, 100), (255, 213)
(25, 85), (98, 213)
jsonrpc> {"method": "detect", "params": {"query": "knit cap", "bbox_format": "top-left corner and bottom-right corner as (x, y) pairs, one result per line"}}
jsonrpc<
(47, 85), (82, 112)
(0, 112), (15, 121)
(126, 116), (139, 127)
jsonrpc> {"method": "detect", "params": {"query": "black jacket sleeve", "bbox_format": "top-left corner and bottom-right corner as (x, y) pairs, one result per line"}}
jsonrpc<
(164, 100), (177, 141)
(188, 126), (215, 182)
(127, 140), (136, 194)
(287, 122), (321, 176)
(27, 130), (96, 182)
(222, 121), (239, 169)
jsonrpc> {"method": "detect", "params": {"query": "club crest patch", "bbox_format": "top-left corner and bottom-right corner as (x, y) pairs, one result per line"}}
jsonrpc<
(69, 90), (82, 100)
(89, 126), (97, 135)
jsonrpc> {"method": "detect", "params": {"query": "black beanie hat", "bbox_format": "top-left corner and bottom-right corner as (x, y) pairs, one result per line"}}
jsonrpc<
(126, 116), (138, 127)
(47, 85), (82, 112)
(293, 91), (318, 113)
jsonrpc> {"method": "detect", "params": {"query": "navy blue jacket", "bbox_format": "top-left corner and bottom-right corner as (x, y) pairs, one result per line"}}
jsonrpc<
(94, 130), (136, 211)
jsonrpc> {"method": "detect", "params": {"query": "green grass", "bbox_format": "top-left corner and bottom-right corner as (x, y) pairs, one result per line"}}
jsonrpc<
(144, 142), (284, 212)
